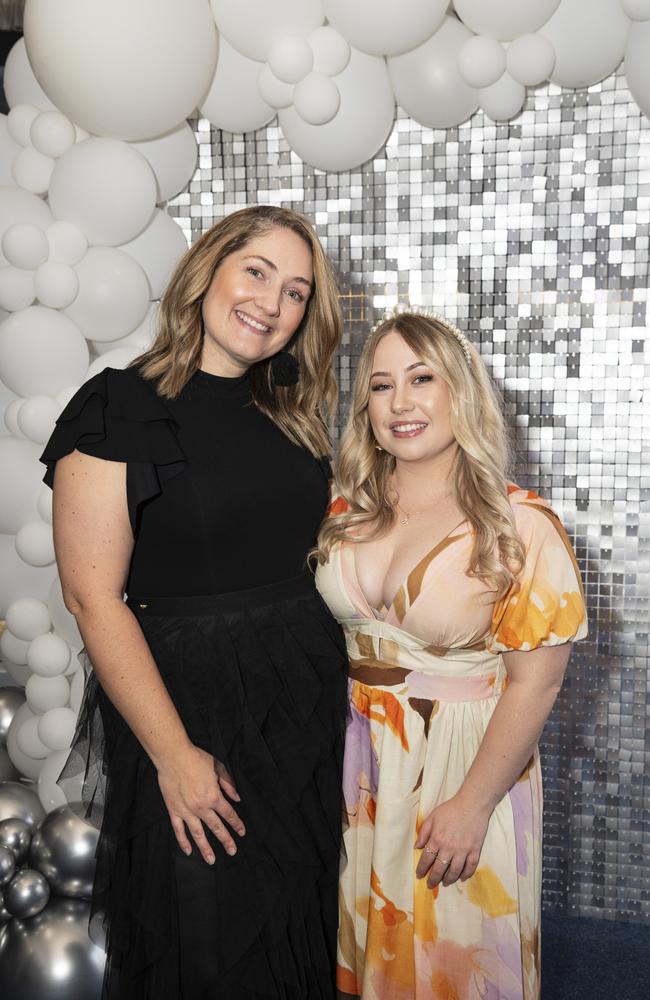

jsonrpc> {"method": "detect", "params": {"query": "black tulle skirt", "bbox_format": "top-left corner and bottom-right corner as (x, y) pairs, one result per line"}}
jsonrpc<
(66, 572), (348, 999)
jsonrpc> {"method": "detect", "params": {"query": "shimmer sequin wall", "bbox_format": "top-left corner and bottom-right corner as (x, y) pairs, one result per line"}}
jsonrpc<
(169, 72), (649, 924)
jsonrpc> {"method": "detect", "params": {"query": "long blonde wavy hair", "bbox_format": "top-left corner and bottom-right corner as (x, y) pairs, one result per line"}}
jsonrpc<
(317, 312), (525, 598)
(132, 205), (342, 457)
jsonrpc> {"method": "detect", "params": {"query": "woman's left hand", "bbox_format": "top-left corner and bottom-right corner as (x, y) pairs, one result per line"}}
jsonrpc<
(414, 794), (492, 888)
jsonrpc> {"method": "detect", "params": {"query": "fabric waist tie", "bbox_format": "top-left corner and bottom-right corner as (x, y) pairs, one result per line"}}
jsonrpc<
(349, 659), (498, 702)
(126, 569), (316, 616)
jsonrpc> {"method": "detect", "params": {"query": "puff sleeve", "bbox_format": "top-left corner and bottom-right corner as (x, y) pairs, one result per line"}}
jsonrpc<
(488, 496), (587, 653)
(40, 367), (187, 533)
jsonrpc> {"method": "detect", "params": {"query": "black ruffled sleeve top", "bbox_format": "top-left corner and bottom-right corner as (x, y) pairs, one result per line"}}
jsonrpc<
(41, 367), (330, 598)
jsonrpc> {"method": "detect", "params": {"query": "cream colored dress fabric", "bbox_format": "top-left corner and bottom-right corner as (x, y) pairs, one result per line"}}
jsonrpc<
(315, 486), (587, 1000)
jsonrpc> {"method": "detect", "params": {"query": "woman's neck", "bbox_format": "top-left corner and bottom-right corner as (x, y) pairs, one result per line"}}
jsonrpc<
(392, 445), (458, 505)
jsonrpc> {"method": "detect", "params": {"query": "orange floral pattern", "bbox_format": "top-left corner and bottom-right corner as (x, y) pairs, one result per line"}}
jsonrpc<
(316, 487), (587, 1000)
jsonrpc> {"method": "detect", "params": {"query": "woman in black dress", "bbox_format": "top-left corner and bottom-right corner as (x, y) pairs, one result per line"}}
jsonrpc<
(41, 205), (348, 999)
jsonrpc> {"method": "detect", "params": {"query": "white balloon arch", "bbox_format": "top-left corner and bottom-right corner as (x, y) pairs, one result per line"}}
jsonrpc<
(0, 0), (648, 804)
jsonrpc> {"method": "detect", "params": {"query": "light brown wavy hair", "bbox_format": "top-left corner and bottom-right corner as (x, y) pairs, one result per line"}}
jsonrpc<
(317, 312), (525, 598)
(132, 205), (342, 457)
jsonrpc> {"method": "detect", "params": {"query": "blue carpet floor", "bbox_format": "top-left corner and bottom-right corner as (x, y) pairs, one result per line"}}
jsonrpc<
(542, 913), (650, 1000)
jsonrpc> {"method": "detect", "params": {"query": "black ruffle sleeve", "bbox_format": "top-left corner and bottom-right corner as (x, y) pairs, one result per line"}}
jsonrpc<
(40, 367), (187, 533)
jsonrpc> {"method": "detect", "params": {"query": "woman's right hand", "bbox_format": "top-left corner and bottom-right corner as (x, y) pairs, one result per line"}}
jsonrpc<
(157, 744), (246, 864)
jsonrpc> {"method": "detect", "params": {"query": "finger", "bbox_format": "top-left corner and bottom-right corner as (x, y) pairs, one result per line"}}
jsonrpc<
(442, 857), (466, 887)
(414, 821), (432, 850)
(171, 817), (192, 856)
(416, 843), (439, 880)
(201, 811), (237, 857)
(459, 854), (480, 882)
(187, 821), (217, 865)
(427, 853), (453, 889)
(211, 793), (246, 837)
(214, 760), (241, 802)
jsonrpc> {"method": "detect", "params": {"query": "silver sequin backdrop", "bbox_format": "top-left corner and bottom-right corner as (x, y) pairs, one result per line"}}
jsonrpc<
(170, 71), (649, 924)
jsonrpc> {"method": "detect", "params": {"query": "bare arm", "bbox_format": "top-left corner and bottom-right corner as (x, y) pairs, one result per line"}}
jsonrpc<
(53, 450), (245, 862)
(415, 643), (570, 887)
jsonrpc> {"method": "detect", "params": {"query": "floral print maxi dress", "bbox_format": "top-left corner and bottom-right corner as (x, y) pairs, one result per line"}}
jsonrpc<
(315, 486), (587, 1000)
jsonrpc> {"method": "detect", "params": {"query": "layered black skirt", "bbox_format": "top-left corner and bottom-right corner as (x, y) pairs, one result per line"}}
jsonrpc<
(68, 572), (348, 999)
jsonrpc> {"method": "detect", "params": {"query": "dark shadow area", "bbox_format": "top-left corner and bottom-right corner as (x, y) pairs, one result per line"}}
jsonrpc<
(0, 29), (21, 113)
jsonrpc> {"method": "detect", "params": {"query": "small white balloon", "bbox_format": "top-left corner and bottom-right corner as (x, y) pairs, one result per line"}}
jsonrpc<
(480, 71), (526, 120)
(453, 0), (561, 41)
(0, 437), (42, 533)
(0, 186), (53, 266)
(323, 0), (448, 57)
(0, 266), (36, 312)
(30, 111), (76, 159)
(506, 33), (556, 86)
(48, 577), (82, 650)
(12, 147), (55, 196)
(6, 597), (51, 642)
(48, 138), (157, 247)
(3, 38), (56, 112)
(0, 534), (57, 622)
(119, 210), (188, 300)
(4, 397), (25, 437)
(46, 221), (88, 266)
(36, 487), (53, 525)
(16, 395), (62, 445)
(65, 247), (150, 342)
(308, 26), (351, 76)
(129, 123), (198, 204)
(92, 301), (159, 356)
(211, 0), (324, 62)
(0, 115), (22, 186)
(541, 0), (629, 88)
(6, 703), (45, 779)
(0, 628), (30, 666)
(7, 104), (39, 147)
(1, 657), (32, 687)
(68, 668), (85, 714)
(28, 633), (71, 678)
(626, 20), (650, 116)
(35, 261), (79, 310)
(37, 747), (83, 812)
(621, 0), (650, 17)
(0, 306), (90, 397)
(458, 36), (507, 89)
(86, 345), (143, 379)
(293, 74), (341, 125)
(15, 522), (56, 567)
(2, 222), (49, 270)
(257, 64), (295, 110)
(26, 674), (70, 715)
(268, 35), (314, 84)
(200, 38), (275, 134)
(37, 707), (76, 752)
(17, 715), (51, 759)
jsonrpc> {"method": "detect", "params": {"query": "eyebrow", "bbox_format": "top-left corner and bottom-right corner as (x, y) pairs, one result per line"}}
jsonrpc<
(244, 254), (313, 290)
(370, 362), (428, 377)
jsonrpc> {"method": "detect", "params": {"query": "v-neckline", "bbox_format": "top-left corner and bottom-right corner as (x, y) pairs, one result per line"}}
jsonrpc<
(351, 518), (470, 622)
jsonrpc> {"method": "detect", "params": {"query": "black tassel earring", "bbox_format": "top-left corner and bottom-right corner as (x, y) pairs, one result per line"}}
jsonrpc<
(270, 350), (300, 387)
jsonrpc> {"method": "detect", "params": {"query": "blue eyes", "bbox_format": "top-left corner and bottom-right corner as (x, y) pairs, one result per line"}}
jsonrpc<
(245, 266), (304, 303)
(371, 374), (434, 391)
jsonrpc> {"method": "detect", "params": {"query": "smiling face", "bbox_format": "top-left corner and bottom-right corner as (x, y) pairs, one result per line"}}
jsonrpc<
(200, 225), (314, 376)
(367, 329), (458, 468)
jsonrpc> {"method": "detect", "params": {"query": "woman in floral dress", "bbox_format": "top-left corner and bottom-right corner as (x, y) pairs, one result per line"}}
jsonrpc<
(315, 311), (587, 1000)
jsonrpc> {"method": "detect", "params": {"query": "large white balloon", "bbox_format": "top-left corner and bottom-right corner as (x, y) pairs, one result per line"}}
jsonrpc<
(453, 1), (561, 41)
(24, 0), (218, 141)
(30, 111), (76, 160)
(0, 534), (57, 619)
(17, 396), (62, 445)
(506, 33), (556, 86)
(129, 123), (198, 204)
(0, 186), (53, 266)
(0, 306), (89, 397)
(323, 0), (447, 57)
(6, 703), (45, 779)
(15, 521), (56, 567)
(0, 438), (42, 534)
(0, 267), (36, 312)
(624, 21), (650, 116)
(26, 674), (70, 715)
(279, 48), (394, 172)
(2, 222), (49, 270)
(92, 301), (159, 357)
(200, 38), (275, 134)
(389, 17), (480, 129)
(65, 247), (150, 342)
(0, 116), (21, 186)
(46, 221), (88, 267)
(540, 0), (630, 88)
(211, 0), (323, 61)
(3, 38), (56, 111)
(48, 578), (82, 650)
(49, 139), (157, 247)
(480, 72), (527, 121)
(86, 344), (144, 379)
(458, 36), (507, 89)
(6, 597), (51, 642)
(35, 261), (79, 310)
(36, 487), (53, 526)
(118, 210), (188, 300)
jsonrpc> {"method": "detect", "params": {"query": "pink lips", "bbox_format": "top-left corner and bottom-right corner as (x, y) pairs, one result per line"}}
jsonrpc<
(234, 309), (272, 336)
(390, 423), (428, 438)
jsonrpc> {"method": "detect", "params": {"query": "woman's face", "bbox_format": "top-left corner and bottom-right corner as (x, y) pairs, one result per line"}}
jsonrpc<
(367, 330), (457, 466)
(201, 225), (313, 376)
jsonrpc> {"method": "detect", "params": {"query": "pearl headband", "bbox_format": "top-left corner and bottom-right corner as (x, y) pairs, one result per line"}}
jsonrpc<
(371, 304), (473, 367)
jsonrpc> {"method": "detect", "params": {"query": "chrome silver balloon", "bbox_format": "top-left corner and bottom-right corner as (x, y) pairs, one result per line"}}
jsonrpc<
(0, 896), (106, 999)
(0, 781), (46, 831)
(29, 803), (100, 898)
(0, 818), (32, 864)
(0, 846), (16, 888)
(0, 889), (11, 925)
(0, 748), (20, 783)
(0, 688), (24, 748)
(2, 868), (50, 919)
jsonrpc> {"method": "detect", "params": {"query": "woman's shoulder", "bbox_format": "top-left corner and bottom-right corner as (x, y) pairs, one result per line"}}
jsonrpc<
(63, 366), (163, 417)
(506, 482), (569, 544)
